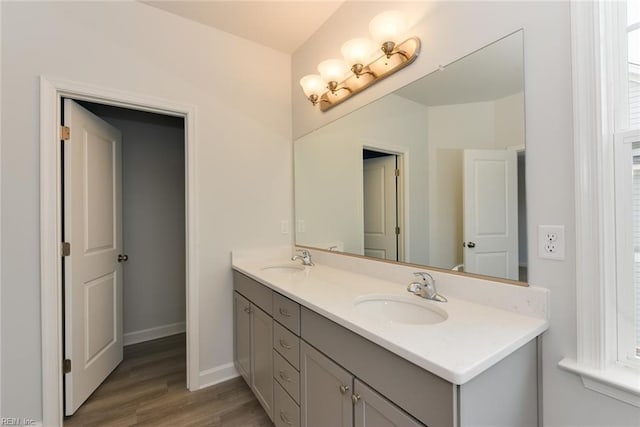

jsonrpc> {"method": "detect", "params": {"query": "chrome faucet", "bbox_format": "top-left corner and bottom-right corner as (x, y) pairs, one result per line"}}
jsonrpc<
(407, 272), (447, 302)
(291, 249), (314, 266)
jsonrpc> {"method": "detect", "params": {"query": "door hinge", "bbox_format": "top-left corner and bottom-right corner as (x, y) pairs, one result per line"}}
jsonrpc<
(60, 126), (70, 141)
(395, 169), (400, 177)
(61, 242), (71, 257)
(395, 226), (400, 235)
(63, 359), (71, 374)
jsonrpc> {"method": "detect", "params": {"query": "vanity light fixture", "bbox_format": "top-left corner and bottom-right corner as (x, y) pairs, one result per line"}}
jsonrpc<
(317, 58), (350, 94)
(299, 10), (421, 112)
(368, 10), (407, 58)
(299, 74), (326, 106)
(341, 38), (377, 77)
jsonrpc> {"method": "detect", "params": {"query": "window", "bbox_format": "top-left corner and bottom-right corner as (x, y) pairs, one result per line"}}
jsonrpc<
(616, 0), (640, 367)
(560, 0), (640, 407)
(614, 133), (640, 369)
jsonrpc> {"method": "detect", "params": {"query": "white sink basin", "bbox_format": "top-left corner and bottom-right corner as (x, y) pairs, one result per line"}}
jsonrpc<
(353, 295), (447, 325)
(260, 265), (306, 274)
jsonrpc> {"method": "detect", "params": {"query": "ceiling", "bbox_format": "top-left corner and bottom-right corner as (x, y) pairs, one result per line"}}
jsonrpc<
(143, 1), (345, 54)
(394, 32), (524, 107)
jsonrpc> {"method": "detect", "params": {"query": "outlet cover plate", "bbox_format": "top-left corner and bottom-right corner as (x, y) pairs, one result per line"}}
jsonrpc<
(538, 225), (565, 260)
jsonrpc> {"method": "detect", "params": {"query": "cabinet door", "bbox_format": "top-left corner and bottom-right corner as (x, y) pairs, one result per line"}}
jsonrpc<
(353, 380), (424, 427)
(233, 292), (251, 384)
(252, 304), (274, 420)
(300, 341), (353, 427)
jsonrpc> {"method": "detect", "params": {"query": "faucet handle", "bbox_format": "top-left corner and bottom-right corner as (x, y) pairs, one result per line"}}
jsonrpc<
(413, 272), (436, 298)
(413, 271), (435, 283)
(408, 272), (447, 302)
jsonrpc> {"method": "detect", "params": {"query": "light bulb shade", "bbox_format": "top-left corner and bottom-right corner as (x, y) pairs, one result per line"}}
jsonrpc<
(299, 74), (326, 97)
(341, 38), (377, 67)
(317, 58), (349, 83)
(368, 10), (407, 44)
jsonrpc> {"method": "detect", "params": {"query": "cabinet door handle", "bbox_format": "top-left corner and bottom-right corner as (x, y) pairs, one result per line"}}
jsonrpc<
(351, 393), (361, 404)
(279, 307), (292, 317)
(339, 384), (350, 394)
(243, 306), (251, 314)
(279, 370), (292, 382)
(279, 410), (293, 426)
(279, 339), (292, 350)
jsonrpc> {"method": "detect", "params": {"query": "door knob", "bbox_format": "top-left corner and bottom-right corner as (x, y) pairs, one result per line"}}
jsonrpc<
(466, 242), (476, 248)
(339, 384), (350, 394)
(351, 393), (361, 404)
(117, 254), (129, 262)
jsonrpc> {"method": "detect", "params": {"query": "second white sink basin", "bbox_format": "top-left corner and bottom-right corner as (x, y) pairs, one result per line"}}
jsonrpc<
(261, 265), (306, 274)
(354, 295), (447, 325)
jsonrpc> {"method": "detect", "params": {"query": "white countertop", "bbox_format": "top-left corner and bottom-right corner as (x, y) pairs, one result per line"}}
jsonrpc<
(232, 248), (549, 385)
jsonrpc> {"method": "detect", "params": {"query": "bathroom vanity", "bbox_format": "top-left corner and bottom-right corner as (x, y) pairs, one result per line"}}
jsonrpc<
(232, 248), (548, 427)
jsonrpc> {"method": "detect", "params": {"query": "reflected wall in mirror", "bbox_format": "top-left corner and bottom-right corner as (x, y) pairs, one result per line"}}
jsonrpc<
(294, 30), (527, 283)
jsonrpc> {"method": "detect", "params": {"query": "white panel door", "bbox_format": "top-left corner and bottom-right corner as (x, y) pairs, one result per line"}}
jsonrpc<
(363, 156), (397, 261)
(64, 99), (123, 415)
(463, 149), (518, 280)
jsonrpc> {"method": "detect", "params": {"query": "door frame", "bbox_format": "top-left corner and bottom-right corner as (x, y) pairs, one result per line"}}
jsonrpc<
(362, 144), (408, 262)
(40, 76), (200, 426)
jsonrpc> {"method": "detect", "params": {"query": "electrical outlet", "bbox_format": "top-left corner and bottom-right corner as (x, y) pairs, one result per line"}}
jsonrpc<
(538, 225), (565, 260)
(280, 220), (289, 234)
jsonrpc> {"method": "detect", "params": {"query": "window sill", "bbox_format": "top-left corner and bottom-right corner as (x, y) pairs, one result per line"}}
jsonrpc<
(559, 358), (640, 407)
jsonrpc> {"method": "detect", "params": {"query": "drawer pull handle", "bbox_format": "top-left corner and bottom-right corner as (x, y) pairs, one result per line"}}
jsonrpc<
(280, 410), (293, 426)
(279, 370), (292, 382)
(339, 384), (350, 394)
(279, 307), (292, 317)
(351, 393), (361, 404)
(279, 339), (292, 350)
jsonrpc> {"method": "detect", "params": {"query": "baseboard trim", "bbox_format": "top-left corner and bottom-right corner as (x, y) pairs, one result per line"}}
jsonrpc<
(123, 322), (186, 346)
(198, 362), (239, 389)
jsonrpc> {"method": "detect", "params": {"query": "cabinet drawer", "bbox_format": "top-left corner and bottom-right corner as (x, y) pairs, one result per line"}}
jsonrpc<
(273, 292), (300, 334)
(233, 271), (272, 315)
(273, 322), (300, 369)
(275, 382), (300, 427)
(274, 351), (300, 404)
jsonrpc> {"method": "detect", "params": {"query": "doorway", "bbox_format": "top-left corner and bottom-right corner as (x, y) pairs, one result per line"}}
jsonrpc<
(40, 77), (200, 427)
(62, 100), (187, 418)
(362, 149), (402, 262)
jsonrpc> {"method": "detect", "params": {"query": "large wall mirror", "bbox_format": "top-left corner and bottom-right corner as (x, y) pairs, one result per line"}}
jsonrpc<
(294, 30), (527, 283)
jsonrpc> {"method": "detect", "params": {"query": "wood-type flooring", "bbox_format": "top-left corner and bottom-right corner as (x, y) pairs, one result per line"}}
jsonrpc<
(64, 333), (273, 427)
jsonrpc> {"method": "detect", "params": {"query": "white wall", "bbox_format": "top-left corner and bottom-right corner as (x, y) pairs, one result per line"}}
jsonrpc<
(1, 1), (292, 420)
(495, 92), (526, 149)
(292, 1), (639, 426)
(85, 105), (187, 339)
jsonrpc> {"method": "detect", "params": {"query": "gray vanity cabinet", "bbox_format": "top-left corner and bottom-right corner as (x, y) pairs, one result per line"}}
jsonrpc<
(233, 272), (274, 420)
(233, 292), (251, 384)
(300, 341), (353, 427)
(233, 269), (539, 427)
